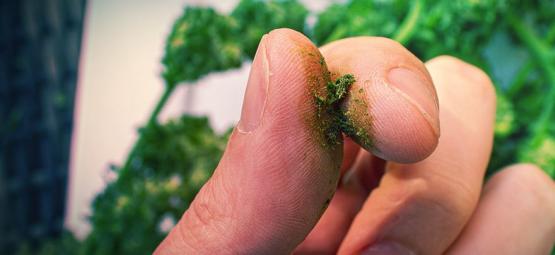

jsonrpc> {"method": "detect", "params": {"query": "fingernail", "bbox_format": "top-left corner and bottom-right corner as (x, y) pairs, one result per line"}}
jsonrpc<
(238, 35), (270, 133)
(362, 241), (415, 255)
(387, 68), (439, 136)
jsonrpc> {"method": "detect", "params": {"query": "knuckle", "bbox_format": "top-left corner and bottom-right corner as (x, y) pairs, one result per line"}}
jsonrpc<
(383, 177), (473, 248)
(189, 197), (223, 227)
(179, 178), (237, 251)
(490, 164), (555, 211)
(190, 179), (234, 227)
(429, 55), (495, 100)
(384, 166), (481, 229)
(393, 175), (474, 221)
(427, 171), (479, 220)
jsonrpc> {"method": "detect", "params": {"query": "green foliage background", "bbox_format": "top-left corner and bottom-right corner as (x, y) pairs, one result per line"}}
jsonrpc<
(20, 0), (555, 254)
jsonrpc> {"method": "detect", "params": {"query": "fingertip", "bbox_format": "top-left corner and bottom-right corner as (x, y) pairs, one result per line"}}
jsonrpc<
(321, 37), (440, 163)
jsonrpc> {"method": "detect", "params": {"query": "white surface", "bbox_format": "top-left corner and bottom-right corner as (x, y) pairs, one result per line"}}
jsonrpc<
(66, 0), (195, 238)
(66, 0), (334, 239)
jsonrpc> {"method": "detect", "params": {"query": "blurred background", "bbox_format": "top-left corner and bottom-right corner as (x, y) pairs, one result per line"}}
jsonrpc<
(1, 0), (86, 252)
(1, 0), (333, 253)
(1, 0), (554, 254)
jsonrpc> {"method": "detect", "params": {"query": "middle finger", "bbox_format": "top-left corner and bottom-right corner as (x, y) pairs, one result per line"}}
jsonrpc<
(339, 56), (496, 255)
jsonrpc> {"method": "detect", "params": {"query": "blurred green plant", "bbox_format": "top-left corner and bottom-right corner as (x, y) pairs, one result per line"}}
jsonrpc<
(82, 116), (230, 254)
(23, 0), (555, 254)
(231, 0), (308, 58)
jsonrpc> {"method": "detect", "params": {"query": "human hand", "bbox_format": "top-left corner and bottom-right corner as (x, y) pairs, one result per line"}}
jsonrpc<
(155, 29), (555, 255)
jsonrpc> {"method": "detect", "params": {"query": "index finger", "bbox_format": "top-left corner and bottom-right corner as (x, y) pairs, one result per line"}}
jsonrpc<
(321, 37), (440, 163)
(295, 37), (440, 253)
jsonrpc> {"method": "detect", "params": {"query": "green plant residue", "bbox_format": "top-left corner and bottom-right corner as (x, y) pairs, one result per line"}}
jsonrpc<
(339, 107), (373, 150)
(314, 73), (356, 148)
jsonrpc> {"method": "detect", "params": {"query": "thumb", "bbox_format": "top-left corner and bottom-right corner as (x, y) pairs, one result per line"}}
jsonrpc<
(155, 29), (440, 254)
(155, 28), (343, 254)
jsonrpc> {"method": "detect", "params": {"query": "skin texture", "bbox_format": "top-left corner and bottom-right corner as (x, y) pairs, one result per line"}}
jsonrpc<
(157, 29), (343, 254)
(156, 29), (555, 255)
(320, 37), (440, 163)
(447, 164), (555, 255)
(333, 55), (497, 255)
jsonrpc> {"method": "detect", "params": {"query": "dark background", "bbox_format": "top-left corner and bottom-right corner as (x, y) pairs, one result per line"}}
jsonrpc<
(0, 0), (86, 253)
